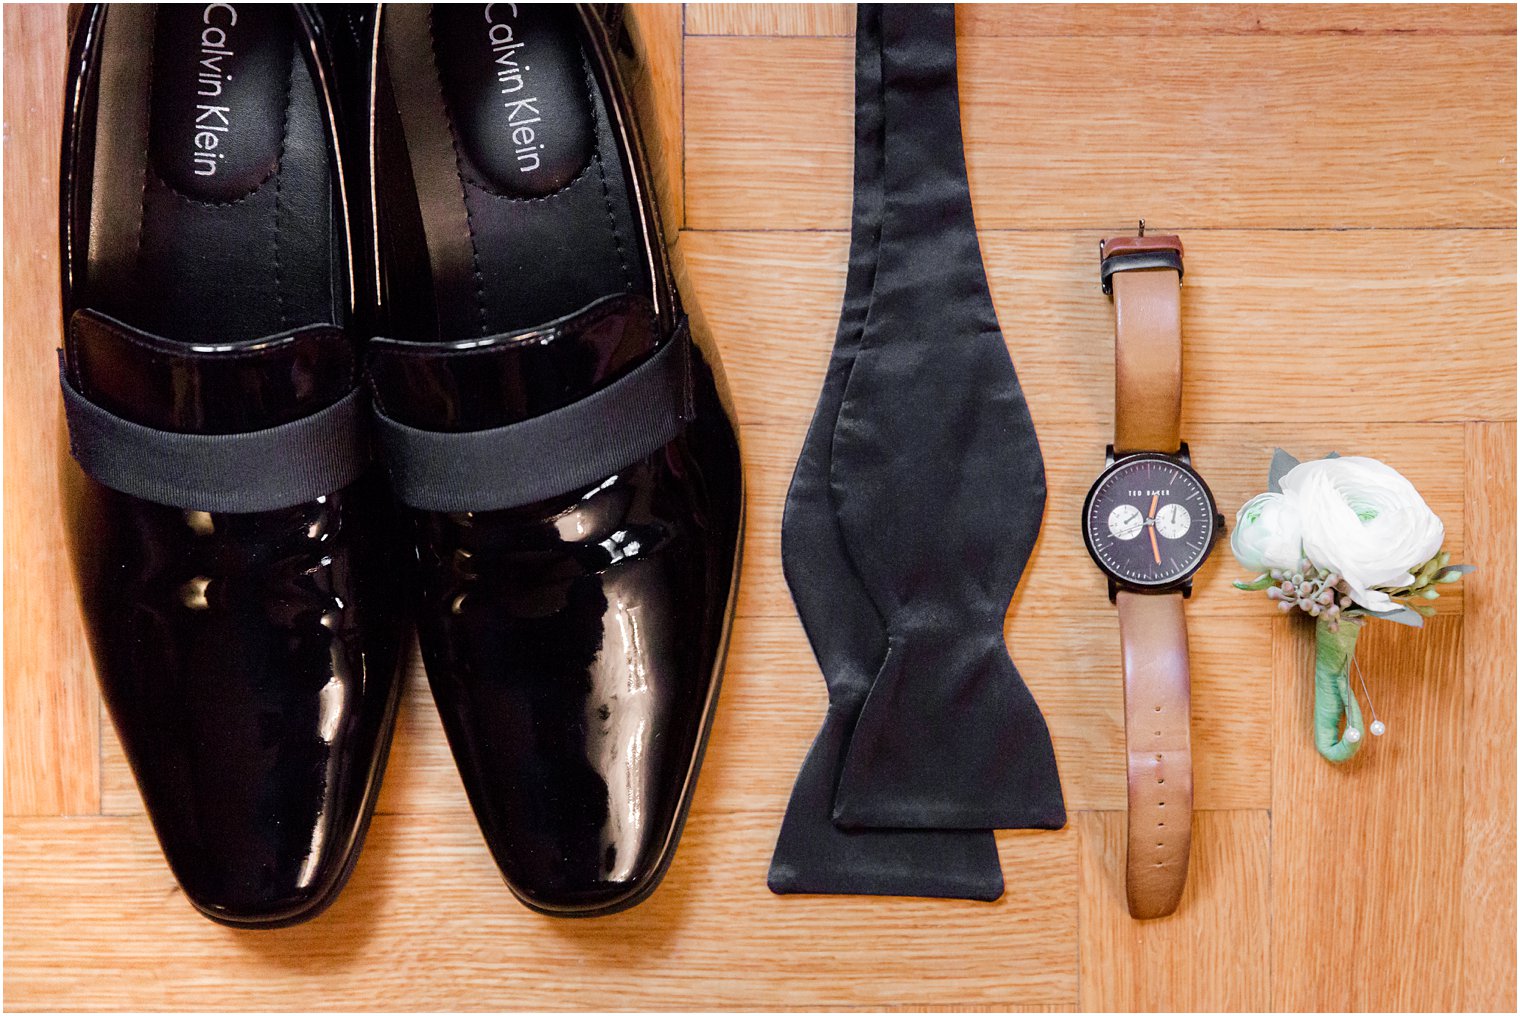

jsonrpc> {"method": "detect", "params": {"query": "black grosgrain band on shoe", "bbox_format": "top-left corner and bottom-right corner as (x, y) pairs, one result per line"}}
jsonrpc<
(59, 353), (371, 513)
(370, 320), (693, 512)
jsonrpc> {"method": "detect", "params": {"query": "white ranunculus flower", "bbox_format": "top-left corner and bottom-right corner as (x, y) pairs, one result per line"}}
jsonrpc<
(1279, 456), (1444, 613)
(1231, 492), (1305, 574)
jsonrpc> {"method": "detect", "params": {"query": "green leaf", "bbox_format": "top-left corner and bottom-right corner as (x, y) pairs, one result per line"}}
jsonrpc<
(1234, 574), (1276, 591)
(1368, 604), (1426, 628)
(1412, 603), (1438, 617)
(1267, 449), (1301, 493)
(1436, 564), (1476, 583)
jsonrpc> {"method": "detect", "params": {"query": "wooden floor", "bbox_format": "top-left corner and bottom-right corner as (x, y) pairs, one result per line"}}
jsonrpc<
(4, 4), (1515, 1011)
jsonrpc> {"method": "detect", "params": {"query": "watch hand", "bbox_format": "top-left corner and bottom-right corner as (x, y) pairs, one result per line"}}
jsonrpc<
(1149, 525), (1162, 564)
(1148, 494), (1159, 519)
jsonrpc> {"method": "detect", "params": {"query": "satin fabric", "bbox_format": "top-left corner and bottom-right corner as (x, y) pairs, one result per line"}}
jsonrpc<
(769, 4), (1065, 900)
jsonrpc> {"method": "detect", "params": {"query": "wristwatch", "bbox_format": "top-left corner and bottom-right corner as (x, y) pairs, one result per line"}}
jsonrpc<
(1081, 225), (1224, 920)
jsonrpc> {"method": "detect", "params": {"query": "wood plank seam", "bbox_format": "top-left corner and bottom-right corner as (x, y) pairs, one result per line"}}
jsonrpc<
(676, 225), (1520, 233)
(683, 5), (1516, 39)
(680, 3), (687, 230)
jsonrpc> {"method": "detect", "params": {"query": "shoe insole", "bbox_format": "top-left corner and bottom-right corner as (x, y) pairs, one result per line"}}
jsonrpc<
(82, 4), (338, 343)
(384, 4), (645, 341)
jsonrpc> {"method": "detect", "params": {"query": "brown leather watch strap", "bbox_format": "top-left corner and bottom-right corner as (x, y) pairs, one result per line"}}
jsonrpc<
(1101, 230), (1194, 918)
(1107, 234), (1183, 455)
(1116, 589), (1193, 919)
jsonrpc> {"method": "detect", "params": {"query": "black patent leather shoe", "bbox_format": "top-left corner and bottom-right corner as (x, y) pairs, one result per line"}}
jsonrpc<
(59, 4), (406, 928)
(368, 4), (744, 916)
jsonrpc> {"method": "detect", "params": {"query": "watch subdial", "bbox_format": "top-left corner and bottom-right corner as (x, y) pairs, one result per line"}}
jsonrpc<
(1155, 503), (1192, 539)
(1107, 504), (1145, 540)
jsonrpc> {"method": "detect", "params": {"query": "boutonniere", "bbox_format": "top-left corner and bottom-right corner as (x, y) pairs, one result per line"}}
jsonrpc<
(1231, 450), (1473, 762)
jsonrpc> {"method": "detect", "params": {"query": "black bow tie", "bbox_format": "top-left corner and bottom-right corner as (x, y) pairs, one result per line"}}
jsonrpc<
(768, 3), (1066, 900)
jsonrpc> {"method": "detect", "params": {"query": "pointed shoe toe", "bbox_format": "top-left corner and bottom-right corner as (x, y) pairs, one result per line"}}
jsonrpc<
(66, 470), (407, 930)
(407, 439), (740, 918)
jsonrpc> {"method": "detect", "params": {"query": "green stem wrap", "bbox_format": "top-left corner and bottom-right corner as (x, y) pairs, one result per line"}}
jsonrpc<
(1314, 616), (1364, 762)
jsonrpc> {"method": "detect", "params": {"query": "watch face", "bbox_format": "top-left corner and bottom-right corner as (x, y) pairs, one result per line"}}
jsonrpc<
(1083, 454), (1220, 589)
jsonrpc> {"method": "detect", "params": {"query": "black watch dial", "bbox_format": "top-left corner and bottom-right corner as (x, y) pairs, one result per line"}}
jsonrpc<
(1083, 453), (1219, 589)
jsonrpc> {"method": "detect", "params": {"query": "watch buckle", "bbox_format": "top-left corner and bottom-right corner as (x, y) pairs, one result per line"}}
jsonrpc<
(1099, 227), (1185, 295)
